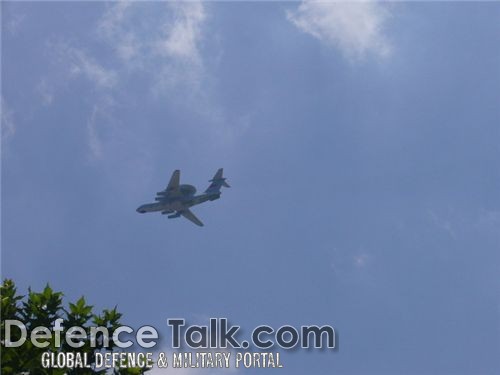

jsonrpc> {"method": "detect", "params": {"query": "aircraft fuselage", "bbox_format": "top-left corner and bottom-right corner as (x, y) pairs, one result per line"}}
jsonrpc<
(136, 184), (220, 214)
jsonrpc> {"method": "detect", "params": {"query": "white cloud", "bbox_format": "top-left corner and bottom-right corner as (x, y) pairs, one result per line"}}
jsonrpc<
(97, 2), (141, 65)
(330, 247), (376, 286)
(85, 96), (116, 160)
(66, 47), (118, 89)
(1, 97), (16, 141)
(43, 1), (241, 162)
(95, 1), (246, 147)
(287, 1), (392, 60)
(87, 105), (103, 160)
(51, 42), (118, 89)
(5, 12), (25, 36)
(36, 78), (54, 106)
(37, 41), (118, 158)
(78, 1), (210, 93)
(154, 1), (206, 65)
(97, 1), (207, 85)
(429, 208), (500, 240)
(428, 209), (457, 240)
(353, 253), (372, 268)
(477, 210), (500, 233)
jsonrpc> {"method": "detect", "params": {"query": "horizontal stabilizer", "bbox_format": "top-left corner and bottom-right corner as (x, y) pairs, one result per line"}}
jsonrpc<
(205, 168), (230, 193)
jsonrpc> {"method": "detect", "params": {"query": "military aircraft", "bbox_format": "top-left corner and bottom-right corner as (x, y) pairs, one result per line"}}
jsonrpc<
(136, 168), (229, 226)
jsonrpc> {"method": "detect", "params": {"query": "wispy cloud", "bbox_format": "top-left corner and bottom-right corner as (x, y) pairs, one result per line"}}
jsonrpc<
(42, 1), (243, 162)
(87, 105), (104, 160)
(45, 42), (118, 158)
(330, 246), (376, 286)
(85, 95), (117, 161)
(97, 1), (140, 65)
(35, 78), (54, 106)
(1, 97), (16, 141)
(97, 1), (207, 90)
(95, 1), (248, 147)
(4, 11), (25, 36)
(477, 210), (500, 233)
(428, 209), (457, 240)
(428, 207), (500, 241)
(287, 1), (392, 60)
(66, 46), (118, 89)
(154, 1), (206, 65)
(353, 253), (372, 268)
(50, 41), (118, 90)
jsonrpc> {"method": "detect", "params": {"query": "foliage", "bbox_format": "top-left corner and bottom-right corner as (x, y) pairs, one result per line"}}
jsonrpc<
(1, 279), (149, 375)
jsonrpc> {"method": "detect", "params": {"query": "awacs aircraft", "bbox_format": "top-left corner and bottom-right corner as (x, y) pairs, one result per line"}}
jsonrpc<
(136, 169), (229, 226)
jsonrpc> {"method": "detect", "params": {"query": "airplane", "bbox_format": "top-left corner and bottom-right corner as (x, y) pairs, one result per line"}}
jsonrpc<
(136, 168), (230, 226)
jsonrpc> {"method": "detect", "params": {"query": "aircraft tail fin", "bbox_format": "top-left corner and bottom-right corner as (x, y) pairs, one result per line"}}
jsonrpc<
(205, 168), (230, 193)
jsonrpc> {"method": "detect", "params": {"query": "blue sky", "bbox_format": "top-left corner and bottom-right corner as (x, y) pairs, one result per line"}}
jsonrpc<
(2, 1), (499, 374)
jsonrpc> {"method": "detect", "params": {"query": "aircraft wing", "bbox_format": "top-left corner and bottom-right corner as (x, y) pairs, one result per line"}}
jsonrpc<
(156, 170), (181, 199)
(180, 208), (204, 227)
(165, 169), (180, 192)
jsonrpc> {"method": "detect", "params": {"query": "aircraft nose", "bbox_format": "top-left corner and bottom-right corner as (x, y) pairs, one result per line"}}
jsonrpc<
(136, 207), (146, 213)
